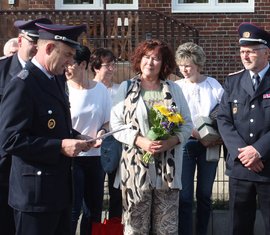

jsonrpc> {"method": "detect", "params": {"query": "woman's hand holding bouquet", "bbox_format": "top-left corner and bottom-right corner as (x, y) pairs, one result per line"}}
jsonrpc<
(142, 104), (185, 163)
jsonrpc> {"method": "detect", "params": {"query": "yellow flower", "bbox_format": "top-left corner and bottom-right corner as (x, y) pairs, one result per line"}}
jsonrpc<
(153, 105), (170, 117)
(168, 113), (185, 124)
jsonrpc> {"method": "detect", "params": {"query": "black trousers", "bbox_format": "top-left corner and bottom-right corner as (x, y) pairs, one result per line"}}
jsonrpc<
(14, 206), (72, 235)
(0, 185), (15, 235)
(108, 170), (122, 219)
(229, 177), (270, 235)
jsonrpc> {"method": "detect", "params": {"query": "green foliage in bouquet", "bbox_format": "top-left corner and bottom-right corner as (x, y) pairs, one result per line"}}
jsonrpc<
(142, 104), (185, 163)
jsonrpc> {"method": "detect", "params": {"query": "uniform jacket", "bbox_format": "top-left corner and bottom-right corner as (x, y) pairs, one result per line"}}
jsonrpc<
(0, 61), (78, 212)
(0, 53), (22, 100)
(0, 53), (23, 186)
(217, 67), (270, 182)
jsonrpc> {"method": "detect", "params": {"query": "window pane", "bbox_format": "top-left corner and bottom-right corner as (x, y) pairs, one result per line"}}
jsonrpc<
(63, 0), (94, 3)
(218, 0), (248, 2)
(178, 0), (208, 3)
(108, 0), (133, 3)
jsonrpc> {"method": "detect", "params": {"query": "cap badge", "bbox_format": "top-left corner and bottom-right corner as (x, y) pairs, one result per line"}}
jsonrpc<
(48, 119), (56, 129)
(243, 31), (251, 38)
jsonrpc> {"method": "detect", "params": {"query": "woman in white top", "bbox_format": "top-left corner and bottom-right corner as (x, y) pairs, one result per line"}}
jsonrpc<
(89, 48), (122, 219)
(175, 42), (224, 235)
(65, 45), (111, 235)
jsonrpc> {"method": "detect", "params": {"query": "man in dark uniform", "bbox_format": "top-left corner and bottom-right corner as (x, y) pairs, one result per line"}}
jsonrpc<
(217, 23), (270, 235)
(0, 22), (93, 235)
(0, 17), (52, 235)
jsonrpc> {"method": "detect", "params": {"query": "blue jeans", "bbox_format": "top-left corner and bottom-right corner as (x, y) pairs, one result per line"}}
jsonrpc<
(71, 157), (105, 235)
(178, 139), (218, 235)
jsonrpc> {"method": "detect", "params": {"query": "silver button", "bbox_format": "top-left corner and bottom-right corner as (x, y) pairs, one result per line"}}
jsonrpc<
(233, 99), (238, 103)
(48, 110), (52, 114)
(250, 133), (254, 137)
(251, 104), (255, 109)
(37, 171), (42, 175)
(250, 119), (254, 123)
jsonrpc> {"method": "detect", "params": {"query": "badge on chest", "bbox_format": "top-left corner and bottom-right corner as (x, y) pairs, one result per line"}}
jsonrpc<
(47, 110), (56, 129)
(232, 100), (238, 114)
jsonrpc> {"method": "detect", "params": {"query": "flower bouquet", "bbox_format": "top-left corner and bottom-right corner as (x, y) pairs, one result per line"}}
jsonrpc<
(142, 104), (185, 163)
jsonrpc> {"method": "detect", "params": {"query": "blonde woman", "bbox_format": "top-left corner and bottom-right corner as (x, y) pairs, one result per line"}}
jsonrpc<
(175, 42), (224, 235)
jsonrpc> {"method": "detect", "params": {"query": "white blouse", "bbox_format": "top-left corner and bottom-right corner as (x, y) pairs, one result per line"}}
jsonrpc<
(175, 76), (224, 127)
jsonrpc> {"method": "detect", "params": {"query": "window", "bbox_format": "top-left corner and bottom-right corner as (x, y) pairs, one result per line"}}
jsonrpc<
(56, 0), (138, 10)
(172, 0), (254, 13)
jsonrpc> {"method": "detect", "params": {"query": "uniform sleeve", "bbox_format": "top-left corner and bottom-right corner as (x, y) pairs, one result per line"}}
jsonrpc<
(0, 79), (62, 165)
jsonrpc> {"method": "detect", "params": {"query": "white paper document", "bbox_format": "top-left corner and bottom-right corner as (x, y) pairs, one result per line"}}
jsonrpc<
(86, 123), (132, 143)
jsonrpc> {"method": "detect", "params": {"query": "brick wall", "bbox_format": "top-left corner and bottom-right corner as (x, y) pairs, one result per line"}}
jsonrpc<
(2, 0), (269, 38)
(1, 0), (269, 81)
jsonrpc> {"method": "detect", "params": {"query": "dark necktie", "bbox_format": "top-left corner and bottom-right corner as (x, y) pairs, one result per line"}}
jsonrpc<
(252, 74), (260, 91)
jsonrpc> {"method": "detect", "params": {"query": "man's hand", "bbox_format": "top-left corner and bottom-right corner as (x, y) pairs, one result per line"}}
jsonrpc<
(61, 139), (94, 157)
(238, 146), (264, 172)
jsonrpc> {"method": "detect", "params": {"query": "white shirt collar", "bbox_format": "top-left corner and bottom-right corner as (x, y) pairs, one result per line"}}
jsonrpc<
(17, 54), (26, 68)
(31, 57), (54, 80)
(249, 63), (270, 81)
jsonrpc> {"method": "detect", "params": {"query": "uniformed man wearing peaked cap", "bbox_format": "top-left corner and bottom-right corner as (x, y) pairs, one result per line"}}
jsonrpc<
(238, 22), (270, 47)
(217, 23), (270, 235)
(36, 23), (86, 48)
(0, 17), (52, 235)
(0, 22), (92, 235)
(14, 18), (52, 44)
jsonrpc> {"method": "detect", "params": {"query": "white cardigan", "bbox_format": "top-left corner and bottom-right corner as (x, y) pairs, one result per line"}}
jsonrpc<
(110, 79), (192, 189)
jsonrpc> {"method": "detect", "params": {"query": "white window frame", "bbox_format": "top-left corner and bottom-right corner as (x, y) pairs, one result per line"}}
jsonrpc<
(56, 0), (138, 10)
(171, 0), (254, 13)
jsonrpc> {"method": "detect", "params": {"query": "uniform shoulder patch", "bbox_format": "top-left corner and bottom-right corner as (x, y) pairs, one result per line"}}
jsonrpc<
(228, 69), (244, 76)
(17, 69), (29, 80)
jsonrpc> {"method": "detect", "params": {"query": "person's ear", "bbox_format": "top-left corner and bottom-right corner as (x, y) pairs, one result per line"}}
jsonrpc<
(80, 60), (87, 69)
(17, 35), (23, 46)
(46, 42), (55, 55)
(94, 67), (100, 74)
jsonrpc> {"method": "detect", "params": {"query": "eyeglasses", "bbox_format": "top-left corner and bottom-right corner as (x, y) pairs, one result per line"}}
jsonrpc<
(101, 62), (116, 70)
(239, 48), (266, 56)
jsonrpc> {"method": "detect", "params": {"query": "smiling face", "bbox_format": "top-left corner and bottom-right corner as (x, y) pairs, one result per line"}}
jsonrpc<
(140, 47), (162, 80)
(47, 42), (76, 76)
(94, 56), (116, 87)
(240, 44), (270, 73)
(65, 61), (85, 81)
(18, 33), (38, 61)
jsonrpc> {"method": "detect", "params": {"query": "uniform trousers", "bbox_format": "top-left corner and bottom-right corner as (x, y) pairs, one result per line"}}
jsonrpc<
(229, 177), (270, 235)
(0, 185), (15, 235)
(123, 188), (179, 235)
(13, 206), (72, 235)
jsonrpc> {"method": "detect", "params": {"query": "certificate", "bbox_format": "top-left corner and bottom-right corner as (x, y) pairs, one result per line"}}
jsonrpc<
(86, 123), (132, 143)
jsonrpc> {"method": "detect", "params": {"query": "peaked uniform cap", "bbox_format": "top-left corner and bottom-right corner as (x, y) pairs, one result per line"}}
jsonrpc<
(238, 22), (270, 48)
(14, 18), (53, 39)
(35, 23), (87, 49)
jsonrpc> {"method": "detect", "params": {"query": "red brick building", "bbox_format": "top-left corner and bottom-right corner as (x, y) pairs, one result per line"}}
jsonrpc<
(0, 0), (268, 82)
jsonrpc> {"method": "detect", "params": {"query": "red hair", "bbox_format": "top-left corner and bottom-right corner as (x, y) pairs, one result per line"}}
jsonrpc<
(131, 39), (176, 80)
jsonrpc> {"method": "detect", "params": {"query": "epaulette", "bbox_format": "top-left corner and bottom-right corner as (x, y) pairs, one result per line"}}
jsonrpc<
(228, 69), (244, 76)
(17, 69), (29, 80)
